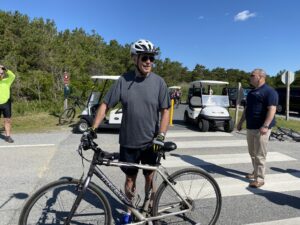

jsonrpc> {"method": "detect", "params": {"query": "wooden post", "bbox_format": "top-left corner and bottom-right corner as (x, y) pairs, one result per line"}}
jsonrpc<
(64, 98), (68, 110)
(286, 74), (290, 121)
(234, 82), (242, 127)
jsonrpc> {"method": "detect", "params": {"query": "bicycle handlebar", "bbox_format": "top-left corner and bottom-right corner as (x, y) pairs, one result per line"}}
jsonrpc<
(79, 134), (177, 161)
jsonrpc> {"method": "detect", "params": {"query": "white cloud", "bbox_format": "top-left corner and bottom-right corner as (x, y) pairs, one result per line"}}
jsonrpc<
(234, 10), (256, 21)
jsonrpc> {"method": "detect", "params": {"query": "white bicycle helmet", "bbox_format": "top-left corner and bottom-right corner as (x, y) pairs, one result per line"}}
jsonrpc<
(130, 39), (159, 55)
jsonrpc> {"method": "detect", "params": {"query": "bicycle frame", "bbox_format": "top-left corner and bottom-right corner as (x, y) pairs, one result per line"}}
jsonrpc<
(66, 150), (193, 225)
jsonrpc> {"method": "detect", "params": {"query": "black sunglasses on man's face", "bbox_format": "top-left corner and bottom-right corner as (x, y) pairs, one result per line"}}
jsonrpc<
(140, 55), (155, 62)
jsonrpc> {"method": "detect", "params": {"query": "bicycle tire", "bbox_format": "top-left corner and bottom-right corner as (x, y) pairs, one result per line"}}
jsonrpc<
(277, 127), (291, 135)
(152, 168), (222, 225)
(59, 108), (76, 125)
(18, 178), (112, 225)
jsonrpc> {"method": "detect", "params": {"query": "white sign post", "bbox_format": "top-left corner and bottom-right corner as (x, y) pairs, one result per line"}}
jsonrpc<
(281, 71), (295, 121)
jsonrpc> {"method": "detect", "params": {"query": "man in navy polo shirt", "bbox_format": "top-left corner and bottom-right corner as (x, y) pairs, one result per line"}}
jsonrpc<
(237, 69), (278, 188)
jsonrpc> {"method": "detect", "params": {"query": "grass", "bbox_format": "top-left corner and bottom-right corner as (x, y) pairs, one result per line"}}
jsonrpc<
(9, 112), (73, 133)
(230, 108), (300, 132)
(3, 108), (300, 134)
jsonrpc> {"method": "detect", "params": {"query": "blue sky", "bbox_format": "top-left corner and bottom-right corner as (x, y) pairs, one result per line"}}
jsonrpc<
(1, 0), (299, 76)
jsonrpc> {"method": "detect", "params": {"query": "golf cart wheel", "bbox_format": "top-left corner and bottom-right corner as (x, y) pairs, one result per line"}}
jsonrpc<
(276, 104), (285, 114)
(198, 118), (209, 132)
(224, 119), (234, 133)
(184, 111), (189, 123)
(77, 119), (90, 133)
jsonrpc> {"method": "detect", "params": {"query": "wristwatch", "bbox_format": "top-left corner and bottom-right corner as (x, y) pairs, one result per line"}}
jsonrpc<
(262, 125), (269, 129)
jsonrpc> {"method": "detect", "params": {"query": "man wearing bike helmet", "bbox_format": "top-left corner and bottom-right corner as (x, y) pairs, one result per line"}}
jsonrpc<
(86, 39), (170, 224)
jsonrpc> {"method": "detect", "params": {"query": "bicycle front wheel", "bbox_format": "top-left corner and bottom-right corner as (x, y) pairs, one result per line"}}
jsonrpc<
(59, 108), (76, 125)
(19, 179), (112, 225)
(152, 168), (222, 225)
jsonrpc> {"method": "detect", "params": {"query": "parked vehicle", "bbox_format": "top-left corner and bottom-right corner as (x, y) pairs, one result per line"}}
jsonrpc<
(186, 85), (201, 104)
(275, 87), (300, 114)
(169, 86), (182, 107)
(76, 75), (122, 133)
(184, 80), (234, 132)
(227, 87), (252, 107)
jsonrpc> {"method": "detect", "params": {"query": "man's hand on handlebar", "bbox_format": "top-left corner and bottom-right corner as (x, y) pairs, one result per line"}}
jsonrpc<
(81, 127), (97, 150)
(86, 127), (97, 139)
(152, 133), (165, 152)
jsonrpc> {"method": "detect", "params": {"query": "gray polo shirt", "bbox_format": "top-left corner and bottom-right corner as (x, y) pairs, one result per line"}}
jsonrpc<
(103, 71), (170, 148)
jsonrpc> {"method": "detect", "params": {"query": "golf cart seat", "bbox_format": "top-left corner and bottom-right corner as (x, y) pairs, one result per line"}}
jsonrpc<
(91, 104), (100, 116)
(189, 96), (202, 108)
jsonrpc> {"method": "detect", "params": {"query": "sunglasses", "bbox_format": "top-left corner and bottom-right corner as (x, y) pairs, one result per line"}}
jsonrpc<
(140, 55), (155, 62)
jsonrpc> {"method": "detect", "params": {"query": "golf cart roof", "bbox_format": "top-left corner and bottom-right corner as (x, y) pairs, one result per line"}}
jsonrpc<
(91, 75), (120, 80)
(191, 80), (229, 85)
(169, 86), (181, 89)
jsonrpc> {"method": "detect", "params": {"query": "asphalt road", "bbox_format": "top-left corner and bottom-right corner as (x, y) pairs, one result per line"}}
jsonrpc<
(0, 104), (300, 225)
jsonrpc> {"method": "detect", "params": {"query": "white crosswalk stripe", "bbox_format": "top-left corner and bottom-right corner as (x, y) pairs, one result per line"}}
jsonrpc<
(174, 139), (248, 148)
(168, 172), (300, 198)
(164, 129), (299, 225)
(217, 172), (300, 197)
(167, 131), (233, 137)
(161, 152), (296, 168)
(244, 217), (300, 225)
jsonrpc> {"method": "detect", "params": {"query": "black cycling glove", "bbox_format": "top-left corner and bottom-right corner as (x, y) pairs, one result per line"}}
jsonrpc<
(86, 127), (97, 139)
(81, 127), (97, 150)
(152, 133), (165, 152)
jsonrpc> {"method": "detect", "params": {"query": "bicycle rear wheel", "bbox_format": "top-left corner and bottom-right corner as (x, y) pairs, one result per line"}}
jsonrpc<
(152, 168), (221, 225)
(59, 108), (76, 125)
(19, 179), (112, 225)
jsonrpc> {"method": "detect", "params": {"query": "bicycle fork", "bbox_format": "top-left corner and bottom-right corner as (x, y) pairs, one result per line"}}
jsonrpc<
(63, 170), (93, 224)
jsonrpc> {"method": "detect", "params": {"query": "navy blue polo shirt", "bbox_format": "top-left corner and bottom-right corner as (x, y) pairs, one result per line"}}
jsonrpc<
(245, 84), (278, 129)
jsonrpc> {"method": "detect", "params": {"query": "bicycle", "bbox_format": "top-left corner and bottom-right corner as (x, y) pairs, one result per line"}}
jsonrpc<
(277, 127), (300, 142)
(270, 127), (300, 142)
(59, 96), (86, 125)
(19, 136), (222, 225)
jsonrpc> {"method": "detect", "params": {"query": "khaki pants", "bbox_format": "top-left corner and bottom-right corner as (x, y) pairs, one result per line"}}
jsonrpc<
(246, 129), (271, 182)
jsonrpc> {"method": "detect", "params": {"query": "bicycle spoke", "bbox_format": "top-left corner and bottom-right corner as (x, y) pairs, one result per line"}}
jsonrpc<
(153, 168), (221, 225)
(20, 180), (111, 225)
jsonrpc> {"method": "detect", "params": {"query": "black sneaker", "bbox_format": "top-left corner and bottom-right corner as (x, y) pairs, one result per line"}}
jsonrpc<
(5, 136), (14, 143)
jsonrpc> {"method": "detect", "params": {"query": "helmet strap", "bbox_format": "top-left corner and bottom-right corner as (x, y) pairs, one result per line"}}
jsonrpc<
(135, 55), (148, 76)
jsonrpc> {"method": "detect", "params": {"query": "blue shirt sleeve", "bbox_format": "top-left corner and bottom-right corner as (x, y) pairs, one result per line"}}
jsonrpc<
(266, 88), (278, 106)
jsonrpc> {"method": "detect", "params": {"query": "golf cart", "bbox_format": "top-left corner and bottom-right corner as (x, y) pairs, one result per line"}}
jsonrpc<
(76, 75), (122, 133)
(168, 86), (182, 106)
(184, 80), (234, 132)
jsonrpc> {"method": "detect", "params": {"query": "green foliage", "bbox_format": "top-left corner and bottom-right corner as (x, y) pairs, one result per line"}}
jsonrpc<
(0, 10), (299, 116)
(13, 100), (61, 116)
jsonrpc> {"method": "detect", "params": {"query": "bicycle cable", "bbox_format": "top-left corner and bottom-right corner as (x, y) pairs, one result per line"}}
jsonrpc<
(77, 144), (90, 183)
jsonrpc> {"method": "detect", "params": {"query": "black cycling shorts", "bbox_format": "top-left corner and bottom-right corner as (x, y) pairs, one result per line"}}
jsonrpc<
(119, 145), (158, 176)
(0, 100), (12, 118)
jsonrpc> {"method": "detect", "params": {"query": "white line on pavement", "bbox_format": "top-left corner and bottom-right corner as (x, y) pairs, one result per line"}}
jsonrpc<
(244, 217), (300, 225)
(167, 131), (233, 138)
(0, 144), (55, 149)
(218, 172), (300, 197)
(175, 139), (247, 148)
(174, 172), (300, 199)
(161, 152), (296, 168)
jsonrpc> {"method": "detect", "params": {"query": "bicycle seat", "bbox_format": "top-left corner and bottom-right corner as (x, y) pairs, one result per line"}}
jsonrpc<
(163, 142), (177, 152)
